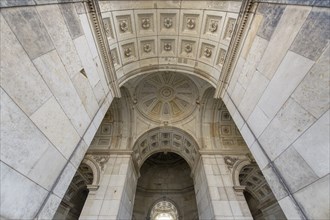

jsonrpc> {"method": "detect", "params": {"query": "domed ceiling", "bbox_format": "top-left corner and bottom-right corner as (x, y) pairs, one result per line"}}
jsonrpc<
(135, 72), (199, 123)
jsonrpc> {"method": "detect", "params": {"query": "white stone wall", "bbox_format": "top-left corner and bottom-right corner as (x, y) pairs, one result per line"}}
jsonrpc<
(80, 155), (137, 219)
(0, 3), (113, 219)
(194, 155), (253, 220)
(222, 3), (329, 219)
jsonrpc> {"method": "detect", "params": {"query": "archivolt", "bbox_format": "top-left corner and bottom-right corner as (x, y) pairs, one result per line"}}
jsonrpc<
(132, 126), (200, 170)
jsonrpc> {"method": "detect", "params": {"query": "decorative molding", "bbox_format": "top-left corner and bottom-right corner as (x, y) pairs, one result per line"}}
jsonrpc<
(86, 0), (120, 97)
(164, 17), (173, 28)
(215, 0), (255, 98)
(224, 156), (239, 168)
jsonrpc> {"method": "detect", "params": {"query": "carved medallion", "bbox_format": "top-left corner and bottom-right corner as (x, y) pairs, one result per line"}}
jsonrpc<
(186, 18), (196, 29)
(204, 48), (212, 57)
(164, 17), (173, 28)
(164, 43), (172, 51)
(184, 43), (193, 53)
(124, 47), (132, 57)
(119, 20), (128, 32)
(143, 43), (152, 53)
(224, 156), (239, 168)
(141, 18), (151, 29)
(209, 20), (218, 32)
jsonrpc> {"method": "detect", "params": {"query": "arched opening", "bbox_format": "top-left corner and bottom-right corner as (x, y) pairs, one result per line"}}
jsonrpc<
(238, 164), (286, 220)
(132, 152), (198, 220)
(53, 163), (94, 220)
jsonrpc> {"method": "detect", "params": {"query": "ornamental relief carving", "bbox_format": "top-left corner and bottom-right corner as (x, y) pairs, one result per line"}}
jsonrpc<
(209, 20), (218, 33)
(184, 43), (193, 53)
(186, 18), (196, 29)
(204, 47), (212, 57)
(143, 43), (152, 53)
(119, 20), (129, 32)
(141, 18), (151, 29)
(224, 18), (236, 39)
(164, 17), (173, 28)
(124, 47), (132, 57)
(218, 48), (227, 65)
(164, 43), (172, 51)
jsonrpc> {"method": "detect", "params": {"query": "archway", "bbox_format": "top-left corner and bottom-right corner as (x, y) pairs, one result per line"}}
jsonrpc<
(132, 152), (198, 220)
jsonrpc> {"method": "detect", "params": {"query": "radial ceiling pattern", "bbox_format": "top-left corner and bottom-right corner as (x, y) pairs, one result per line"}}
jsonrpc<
(135, 72), (198, 123)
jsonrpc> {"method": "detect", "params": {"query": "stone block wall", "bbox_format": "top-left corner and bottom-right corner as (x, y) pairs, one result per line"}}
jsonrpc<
(222, 2), (329, 219)
(0, 2), (113, 219)
(80, 155), (137, 219)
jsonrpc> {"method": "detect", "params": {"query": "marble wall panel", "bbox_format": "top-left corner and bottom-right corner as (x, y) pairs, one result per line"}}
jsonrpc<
(59, 3), (84, 39)
(0, 162), (48, 219)
(37, 5), (83, 79)
(31, 97), (80, 159)
(33, 50), (91, 136)
(1, 7), (54, 60)
(257, 6), (311, 80)
(0, 14), (52, 116)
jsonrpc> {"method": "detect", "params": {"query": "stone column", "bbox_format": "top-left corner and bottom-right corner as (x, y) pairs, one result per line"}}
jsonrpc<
(194, 155), (253, 220)
(80, 154), (138, 219)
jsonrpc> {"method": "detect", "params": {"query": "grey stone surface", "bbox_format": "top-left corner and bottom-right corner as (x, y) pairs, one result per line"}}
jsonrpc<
(259, 98), (316, 160)
(292, 45), (330, 118)
(294, 174), (330, 219)
(259, 0), (330, 7)
(293, 110), (330, 178)
(257, 3), (285, 40)
(262, 165), (288, 200)
(59, 3), (84, 39)
(0, 162), (48, 219)
(290, 7), (330, 61)
(0, 0), (35, 7)
(274, 147), (318, 193)
(33, 50), (91, 136)
(0, 14), (52, 116)
(53, 162), (76, 198)
(1, 7), (54, 60)
(37, 4), (83, 79)
(37, 193), (61, 220)
(35, 0), (58, 4)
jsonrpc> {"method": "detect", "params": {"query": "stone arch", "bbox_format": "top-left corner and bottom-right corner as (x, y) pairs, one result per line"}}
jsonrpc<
(147, 198), (181, 220)
(82, 157), (101, 187)
(132, 127), (201, 172)
(232, 158), (252, 187)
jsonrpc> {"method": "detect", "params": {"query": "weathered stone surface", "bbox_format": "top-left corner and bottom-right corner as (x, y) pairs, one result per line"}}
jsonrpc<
(59, 3), (84, 39)
(0, 0), (35, 7)
(0, 89), (63, 190)
(53, 162), (76, 198)
(294, 174), (330, 219)
(290, 7), (330, 61)
(257, 6), (311, 80)
(278, 196), (302, 220)
(262, 165), (288, 200)
(257, 3), (285, 40)
(30, 97), (81, 159)
(258, 51), (314, 119)
(1, 7), (54, 60)
(259, 98), (315, 160)
(0, 14), (52, 116)
(292, 46), (330, 118)
(33, 50), (91, 136)
(247, 105), (270, 138)
(0, 162), (48, 219)
(274, 147), (318, 193)
(293, 110), (330, 178)
(37, 4), (83, 79)
(37, 194), (62, 220)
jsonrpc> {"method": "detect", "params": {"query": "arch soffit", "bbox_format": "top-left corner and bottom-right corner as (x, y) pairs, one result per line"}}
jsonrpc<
(132, 126), (201, 170)
(147, 197), (181, 220)
(82, 157), (101, 186)
(232, 158), (252, 187)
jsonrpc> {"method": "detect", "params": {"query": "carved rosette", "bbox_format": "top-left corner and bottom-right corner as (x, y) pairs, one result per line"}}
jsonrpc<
(184, 43), (193, 53)
(164, 43), (172, 51)
(204, 48), (212, 57)
(119, 20), (128, 32)
(141, 18), (151, 29)
(143, 43), (152, 53)
(186, 18), (196, 29)
(209, 20), (218, 32)
(164, 17), (173, 28)
(124, 47), (132, 57)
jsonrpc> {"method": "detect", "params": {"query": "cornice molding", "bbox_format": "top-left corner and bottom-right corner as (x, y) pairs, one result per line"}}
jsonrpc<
(86, 0), (121, 97)
(215, 0), (256, 99)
